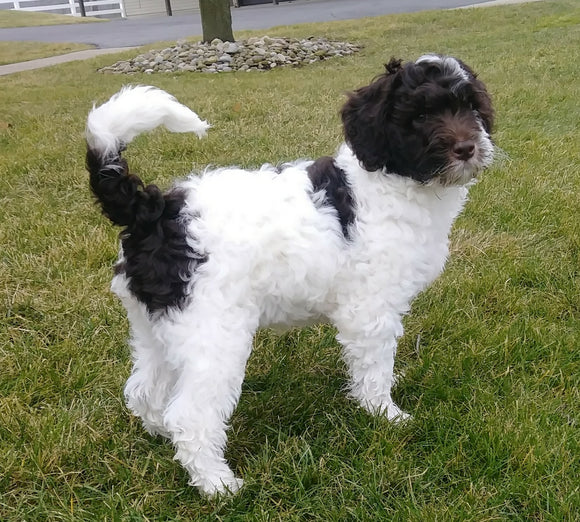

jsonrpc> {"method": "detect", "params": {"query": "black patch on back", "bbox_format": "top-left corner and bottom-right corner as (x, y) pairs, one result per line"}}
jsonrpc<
(119, 188), (207, 314)
(307, 156), (355, 239)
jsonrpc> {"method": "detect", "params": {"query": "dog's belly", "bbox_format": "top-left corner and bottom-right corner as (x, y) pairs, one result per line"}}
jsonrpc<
(245, 246), (341, 328)
(257, 291), (331, 329)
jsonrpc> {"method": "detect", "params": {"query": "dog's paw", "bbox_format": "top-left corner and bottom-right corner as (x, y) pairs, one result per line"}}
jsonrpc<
(196, 476), (244, 497)
(386, 406), (412, 424)
(360, 399), (411, 423)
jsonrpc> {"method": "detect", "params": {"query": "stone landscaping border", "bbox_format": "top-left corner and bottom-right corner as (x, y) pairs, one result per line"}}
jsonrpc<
(99, 36), (361, 74)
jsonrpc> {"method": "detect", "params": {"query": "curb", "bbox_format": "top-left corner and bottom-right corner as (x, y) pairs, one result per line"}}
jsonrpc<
(455, 0), (543, 7)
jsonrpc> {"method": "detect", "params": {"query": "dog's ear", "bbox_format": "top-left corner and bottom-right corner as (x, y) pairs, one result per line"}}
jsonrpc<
(341, 58), (404, 171)
(454, 59), (494, 134)
(385, 57), (403, 75)
(472, 78), (494, 134)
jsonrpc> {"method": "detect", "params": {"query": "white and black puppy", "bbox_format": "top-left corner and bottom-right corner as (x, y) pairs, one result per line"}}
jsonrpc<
(86, 55), (494, 496)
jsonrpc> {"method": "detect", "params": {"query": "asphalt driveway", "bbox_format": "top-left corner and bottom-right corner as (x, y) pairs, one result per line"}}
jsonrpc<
(1, 0), (500, 49)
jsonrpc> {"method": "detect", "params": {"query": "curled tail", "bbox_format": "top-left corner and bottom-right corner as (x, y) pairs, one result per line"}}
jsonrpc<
(86, 85), (209, 227)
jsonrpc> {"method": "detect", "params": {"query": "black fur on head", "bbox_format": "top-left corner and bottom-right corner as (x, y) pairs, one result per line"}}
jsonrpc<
(341, 55), (494, 183)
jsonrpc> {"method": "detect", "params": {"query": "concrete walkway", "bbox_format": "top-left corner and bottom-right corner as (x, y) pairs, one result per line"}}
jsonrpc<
(0, 0), (542, 76)
(0, 47), (136, 76)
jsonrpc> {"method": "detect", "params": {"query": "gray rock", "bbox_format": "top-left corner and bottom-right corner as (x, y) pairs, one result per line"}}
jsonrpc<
(223, 42), (240, 54)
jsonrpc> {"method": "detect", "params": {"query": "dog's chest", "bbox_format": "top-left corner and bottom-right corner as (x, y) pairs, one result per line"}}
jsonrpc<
(335, 181), (467, 305)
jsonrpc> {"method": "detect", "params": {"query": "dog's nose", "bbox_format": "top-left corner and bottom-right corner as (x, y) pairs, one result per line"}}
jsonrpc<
(453, 140), (476, 161)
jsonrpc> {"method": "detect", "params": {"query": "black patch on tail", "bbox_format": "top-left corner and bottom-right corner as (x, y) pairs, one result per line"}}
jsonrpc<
(307, 156), (355, 239)
(87, 147), (206, 313)
(120, 188), (207, 313)
(86, 147), (165, 228)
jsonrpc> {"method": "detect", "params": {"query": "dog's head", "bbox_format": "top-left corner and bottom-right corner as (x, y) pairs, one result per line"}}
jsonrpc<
(341, 55), (494, 185)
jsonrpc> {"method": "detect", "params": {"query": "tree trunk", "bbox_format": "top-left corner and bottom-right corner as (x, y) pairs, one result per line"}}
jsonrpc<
(199, 0), (234, 43)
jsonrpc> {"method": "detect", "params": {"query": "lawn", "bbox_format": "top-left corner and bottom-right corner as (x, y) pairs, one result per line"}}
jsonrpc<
(0, 41), (93, 66)
(0, 1), (578, 520)
(0, 10), (105, 28)
(0, 9), (100, 64)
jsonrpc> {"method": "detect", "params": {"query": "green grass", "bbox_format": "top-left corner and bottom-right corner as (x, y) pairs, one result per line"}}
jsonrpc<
(1, 1), (579, 519)
(0, 41), (93, 66)
(0, 10), (105, 28)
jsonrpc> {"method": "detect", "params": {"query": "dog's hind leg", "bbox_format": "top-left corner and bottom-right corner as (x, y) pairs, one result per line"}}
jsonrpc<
(112, 274), (173, 437)
(158, 301), (258, 496)
(121, 293), (174, 438)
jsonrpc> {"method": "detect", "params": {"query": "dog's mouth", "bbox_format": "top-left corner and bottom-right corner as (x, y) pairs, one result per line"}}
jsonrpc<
(437, 161), (481, 187)
(433, 137), (494, 187)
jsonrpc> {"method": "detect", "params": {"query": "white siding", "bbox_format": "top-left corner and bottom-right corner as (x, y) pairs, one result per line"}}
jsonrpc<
(124, 0), (199, 18)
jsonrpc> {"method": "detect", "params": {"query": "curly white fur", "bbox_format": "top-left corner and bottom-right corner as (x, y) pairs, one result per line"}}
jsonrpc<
(87, 56), (493, 496)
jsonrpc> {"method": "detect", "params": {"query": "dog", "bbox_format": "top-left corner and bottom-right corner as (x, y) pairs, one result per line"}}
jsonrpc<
(85, 54), (494, 496)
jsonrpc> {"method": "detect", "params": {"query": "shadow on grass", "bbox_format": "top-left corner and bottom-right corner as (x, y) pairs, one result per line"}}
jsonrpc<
(229, 329), (351, 459)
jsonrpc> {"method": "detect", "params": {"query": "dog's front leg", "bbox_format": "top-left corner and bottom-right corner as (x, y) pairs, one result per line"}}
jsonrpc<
(335, 312), (410, 422)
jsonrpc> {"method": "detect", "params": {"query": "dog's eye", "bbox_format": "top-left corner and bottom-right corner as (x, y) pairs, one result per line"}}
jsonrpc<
(414, 113), (427, 122)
